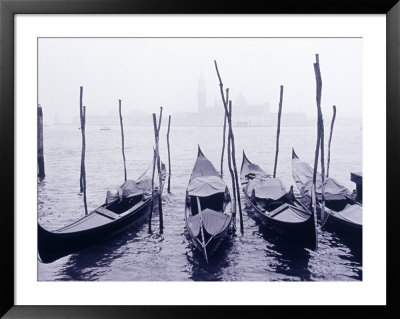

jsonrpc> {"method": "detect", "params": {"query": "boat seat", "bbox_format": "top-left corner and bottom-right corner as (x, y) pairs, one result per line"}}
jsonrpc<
(256, 203), (266, 212)
(266, 203), (291, 217)
(95, 206), (121, 220)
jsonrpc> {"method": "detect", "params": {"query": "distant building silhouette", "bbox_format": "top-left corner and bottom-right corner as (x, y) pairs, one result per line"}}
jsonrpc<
(69, 73), (315, 127)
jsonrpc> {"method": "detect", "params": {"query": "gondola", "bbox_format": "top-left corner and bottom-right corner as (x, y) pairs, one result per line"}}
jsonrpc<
(38, 162), (166, 264)
(291, 148), (362, 236)
(184, 146), (232, 263)
(240, 151), (317, 251)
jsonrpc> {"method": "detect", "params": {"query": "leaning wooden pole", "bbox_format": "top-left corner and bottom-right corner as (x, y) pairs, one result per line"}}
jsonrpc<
(214, 60), (243, 233)
(82, 105), (88, 215)
(79, 87), (84, 193)
(273, 85), (284, 178)
(326, 105), (337, 178)
(226, 122), (237, 230)
(148, 147), (157, 233)
(167, 115), (172, 193)
(228, 101), (244, 233)
(79, 87), (88, 215)
(224, 91), (236, 229)
(38, 104), (45, 178)
(119, 100), (127, 182)
(220, 111), (227, 177)
(215, 63), (235, 229)
(152, 108), (164, 233)
(157, 107), (163, 233)
(313, 54), (326, 223)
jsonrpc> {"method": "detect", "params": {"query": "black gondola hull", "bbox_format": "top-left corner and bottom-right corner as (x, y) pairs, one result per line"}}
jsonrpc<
(320, 208), (362, 239)
(244, 192), (317, 251)
(299, 194), (362, 240)
(186, 219), (231, 261)
(184, 146), (233, 262)
(38, 198), (153, 264)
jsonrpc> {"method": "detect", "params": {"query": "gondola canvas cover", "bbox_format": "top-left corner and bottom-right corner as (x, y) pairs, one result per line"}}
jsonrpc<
(187, 209), (231, 237)
(188, 176), (226, 197)
(336, 203), (362, 224)
(247, 178), (287, 200)
(292, 157), (350, 200)
(106, 177), (152, 204)
(241, 162), (269, 180)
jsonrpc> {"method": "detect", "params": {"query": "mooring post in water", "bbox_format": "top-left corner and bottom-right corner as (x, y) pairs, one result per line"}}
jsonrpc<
(326, 105), (337, 178)
(273, 85), (284, 178)
(148, 147), (157, 233)
(119, 99), (127, 182)
(157, 107), (164, 232)
(228, 101), (244, 234)
(220, 108), (227, 177)
(82, 105), (88, 215)
(152, 108), (164, 233)
(79, 87), (84, 193)
(225, 91), (237, 229)
(214, 59), (243, 233)
(38, 104), (45, 178)
(313, 54), (326, 225)
(79, 87), (88, 215)
(167, 114), (172, 193)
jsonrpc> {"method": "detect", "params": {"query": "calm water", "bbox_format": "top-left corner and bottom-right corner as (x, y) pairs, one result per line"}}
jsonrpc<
(38, 124), (362, 281)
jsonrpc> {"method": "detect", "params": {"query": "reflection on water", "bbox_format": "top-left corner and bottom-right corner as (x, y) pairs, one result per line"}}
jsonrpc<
(38, 125), (362, 281)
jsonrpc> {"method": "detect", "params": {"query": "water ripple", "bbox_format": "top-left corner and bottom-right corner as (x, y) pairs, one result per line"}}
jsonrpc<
(38, 125), (362, 281)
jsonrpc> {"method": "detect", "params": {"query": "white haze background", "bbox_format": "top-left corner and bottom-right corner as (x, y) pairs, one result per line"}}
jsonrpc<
(38, 38), (362, 126)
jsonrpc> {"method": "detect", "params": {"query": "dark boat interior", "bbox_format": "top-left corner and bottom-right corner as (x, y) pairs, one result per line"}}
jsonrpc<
(252, 189), (295, 213)
(106, 194), (144, 214)
(325, 199), (349, 212)
(188, 192), (225, 215)
(254, 196), (286, 212)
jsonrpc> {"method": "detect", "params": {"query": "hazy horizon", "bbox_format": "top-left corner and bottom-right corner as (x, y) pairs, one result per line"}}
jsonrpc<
(39, 37), (362, 125)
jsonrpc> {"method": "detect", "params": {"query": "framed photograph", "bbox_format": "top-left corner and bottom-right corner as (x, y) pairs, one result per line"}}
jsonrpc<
(1, 0), (398, 317)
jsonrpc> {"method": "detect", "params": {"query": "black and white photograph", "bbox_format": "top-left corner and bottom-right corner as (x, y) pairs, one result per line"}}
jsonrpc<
(37, 37), (363, 282)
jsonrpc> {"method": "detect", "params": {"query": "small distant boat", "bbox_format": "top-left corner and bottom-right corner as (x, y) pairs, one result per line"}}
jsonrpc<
(291, 148), (362, 235)
(240, 151), (317, 251)
(100, 126), (111, 131)
(38, 161), (166, 264)
(184, 146), (232, 263)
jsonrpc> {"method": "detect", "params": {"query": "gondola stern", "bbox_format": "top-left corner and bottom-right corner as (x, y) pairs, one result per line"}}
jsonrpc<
(242, 150), (251, 164)
(37, 223), (57, 264)
(292, 148), (299, 159)
(197, 145), (205, 158)
(240, 149), (252, 175)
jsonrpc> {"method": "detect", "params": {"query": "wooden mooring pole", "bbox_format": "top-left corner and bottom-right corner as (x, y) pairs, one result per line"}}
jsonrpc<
(167, 114), (172, 193)
(38, 104), (45, 178)
(313, 54), (326, 225)
(228, 101), (244, 233)
(79, 86), (88, 215)
(148, 147), (157, 233)
(220, 110), (227, 177)
(326, 105), (336, 178)
(152, 107), (164, 233)
(79, 87), (84, 193)
(225, 90), (237, 230)
(119, 99), (127, 182)
(214, 60), (243, 233)
(273, 85), (284, 178)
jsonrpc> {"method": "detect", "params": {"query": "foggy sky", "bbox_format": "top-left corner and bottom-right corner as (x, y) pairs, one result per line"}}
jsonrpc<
(38, 37), (362, 124)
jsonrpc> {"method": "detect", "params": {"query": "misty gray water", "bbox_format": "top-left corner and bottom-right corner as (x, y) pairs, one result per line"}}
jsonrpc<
(38, 124), (362, 281)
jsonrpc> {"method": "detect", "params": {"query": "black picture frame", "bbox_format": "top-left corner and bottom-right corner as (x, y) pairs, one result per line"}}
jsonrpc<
(1, 0), (399, 318)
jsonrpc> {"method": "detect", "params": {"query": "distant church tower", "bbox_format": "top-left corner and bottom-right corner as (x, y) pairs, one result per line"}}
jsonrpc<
(197, 72), (206, 113)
